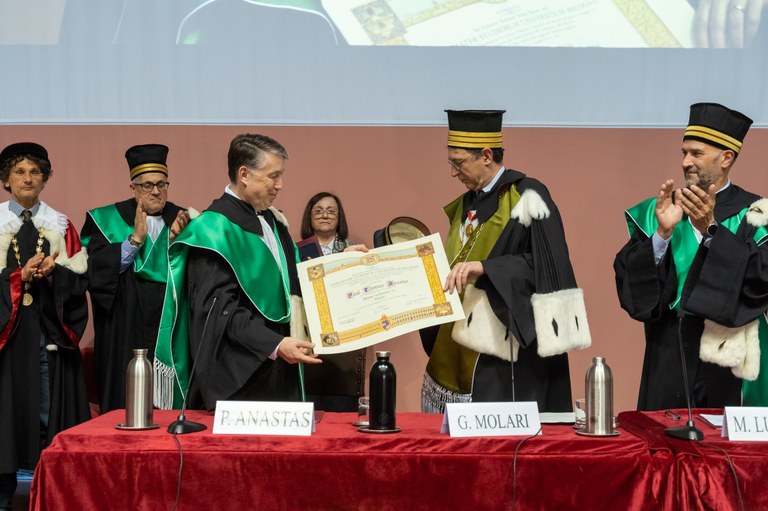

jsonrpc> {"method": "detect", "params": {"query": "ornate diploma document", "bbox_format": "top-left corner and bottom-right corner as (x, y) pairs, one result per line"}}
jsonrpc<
(297, 233), (464, 354)
(322, 0), (694, 48)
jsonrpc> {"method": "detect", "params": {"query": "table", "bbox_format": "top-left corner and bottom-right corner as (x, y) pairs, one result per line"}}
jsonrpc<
(619, 409), (768, 511)
(30, 410), (669, 511)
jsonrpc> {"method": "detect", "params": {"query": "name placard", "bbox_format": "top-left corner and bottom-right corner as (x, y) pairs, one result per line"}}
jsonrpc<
(213, 401), (314, 436)
(722, 406), (768, 441)
(442, 402), (541, 437)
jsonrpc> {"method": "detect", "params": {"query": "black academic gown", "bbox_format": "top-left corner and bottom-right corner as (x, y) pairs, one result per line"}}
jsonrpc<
(186, 194), (302, 412)
(614, 184), (768, 411)
(81, 198), (183, 413)
(0, 219), (89, 474)
(422, 170), (574, 412)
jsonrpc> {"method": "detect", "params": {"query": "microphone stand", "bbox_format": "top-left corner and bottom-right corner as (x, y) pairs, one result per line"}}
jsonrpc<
(168, 296), (217, 435)
(665, 314), (703, 441)
(509, 298), (515, 402)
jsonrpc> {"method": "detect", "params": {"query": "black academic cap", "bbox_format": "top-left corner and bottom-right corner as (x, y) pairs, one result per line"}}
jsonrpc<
(0, 142), (49, 166)
(684, 102), (752, 154)
(446, 110), (506, 149)
(126, 144), (169, 179)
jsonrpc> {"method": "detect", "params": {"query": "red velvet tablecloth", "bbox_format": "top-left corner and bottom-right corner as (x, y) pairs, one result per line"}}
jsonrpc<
(619, 409), (768, 511)
(30, 410), (670, 511)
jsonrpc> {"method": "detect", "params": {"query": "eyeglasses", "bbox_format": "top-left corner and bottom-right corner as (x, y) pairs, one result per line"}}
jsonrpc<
(13, 168), (43, 178)
(311, 208), (338, 218)
(133, 181), (170, 193)
(448, 156), (472, 171)
(664, 410), (681, 421)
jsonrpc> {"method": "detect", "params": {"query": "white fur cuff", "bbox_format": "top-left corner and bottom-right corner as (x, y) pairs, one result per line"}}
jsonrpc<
(290, 295), (309, 341)
(532, 288), (592, 357)
(451, 284), (519, 362)
(700, 319), (760, 381)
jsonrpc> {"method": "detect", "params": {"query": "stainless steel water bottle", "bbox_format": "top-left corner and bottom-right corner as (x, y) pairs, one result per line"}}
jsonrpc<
(584, 356), (614, 435)
(124, 348), (154, 429)
(369, 351), (396, 430)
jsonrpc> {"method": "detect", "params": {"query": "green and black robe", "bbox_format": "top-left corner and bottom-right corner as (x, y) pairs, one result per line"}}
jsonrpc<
(156, 193), (303, 411)
(615, 184), (768, 410)
(81, 198), (183, 413)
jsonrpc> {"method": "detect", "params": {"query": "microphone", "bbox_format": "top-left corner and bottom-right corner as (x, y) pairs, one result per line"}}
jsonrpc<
(167, 296), (217, 435)
(664, 312), (703, 441)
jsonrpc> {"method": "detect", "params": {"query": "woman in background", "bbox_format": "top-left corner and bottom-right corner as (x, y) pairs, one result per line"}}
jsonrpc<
(300, 192), (365, 412)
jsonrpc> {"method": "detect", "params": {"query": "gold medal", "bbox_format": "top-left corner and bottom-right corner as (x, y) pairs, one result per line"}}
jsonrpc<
(12, 224), (45, 308)
(465, 224), (474, 237)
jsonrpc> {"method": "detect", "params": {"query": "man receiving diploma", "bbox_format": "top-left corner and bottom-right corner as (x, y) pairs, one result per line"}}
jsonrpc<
(421, 110), (591, 414)
(155, 134), (320, 411)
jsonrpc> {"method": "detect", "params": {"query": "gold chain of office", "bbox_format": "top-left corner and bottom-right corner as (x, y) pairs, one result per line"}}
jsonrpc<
(12, 228), (45, 306)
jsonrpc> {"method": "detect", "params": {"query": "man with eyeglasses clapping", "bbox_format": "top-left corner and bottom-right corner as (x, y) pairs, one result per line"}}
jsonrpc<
(80, 144), (194, 413)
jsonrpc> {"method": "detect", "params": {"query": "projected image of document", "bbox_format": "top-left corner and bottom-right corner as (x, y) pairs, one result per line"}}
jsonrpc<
(322, 0), (697, 47)
(3, 0), (766, 48)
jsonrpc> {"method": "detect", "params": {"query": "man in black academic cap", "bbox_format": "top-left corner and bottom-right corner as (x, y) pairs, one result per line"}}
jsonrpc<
(80, 144), (192, 413)
(0, 143), (90, 510)
(420, 110), (591, 414)
(615, 102), (768, 411)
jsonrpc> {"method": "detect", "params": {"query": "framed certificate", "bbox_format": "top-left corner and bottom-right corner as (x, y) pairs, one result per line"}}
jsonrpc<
(297, 233), (464, 354)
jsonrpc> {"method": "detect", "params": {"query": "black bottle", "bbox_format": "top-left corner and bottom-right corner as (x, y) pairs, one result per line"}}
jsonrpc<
(369, 351), (396, 430)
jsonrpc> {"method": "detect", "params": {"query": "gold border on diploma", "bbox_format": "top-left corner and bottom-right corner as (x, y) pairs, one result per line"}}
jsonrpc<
(297, 233), (465, 354)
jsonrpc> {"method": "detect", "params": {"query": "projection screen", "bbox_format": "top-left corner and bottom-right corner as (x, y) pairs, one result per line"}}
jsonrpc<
(1, 0), (766, 126)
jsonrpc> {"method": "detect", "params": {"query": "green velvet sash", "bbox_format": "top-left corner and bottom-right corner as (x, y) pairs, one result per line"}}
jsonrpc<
(624, 198), (766, 310)
(154, 210), (294, 409)
(426, 185), (521, 394)
(743, 316), (768, 406)
(84, 204), (170, 283)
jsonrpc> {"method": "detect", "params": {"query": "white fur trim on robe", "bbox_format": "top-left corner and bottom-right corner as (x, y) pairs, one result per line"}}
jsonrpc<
(0, 201), (87, 274)
(746, 198), (768, 227)
(531, 288), (592, 357)
(700, 319), (760, 381)
(269, 206), (289, 228)
(40, 228), (88, 275)
(510, 189), (550, 227)
(452, 284), (520, 362)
